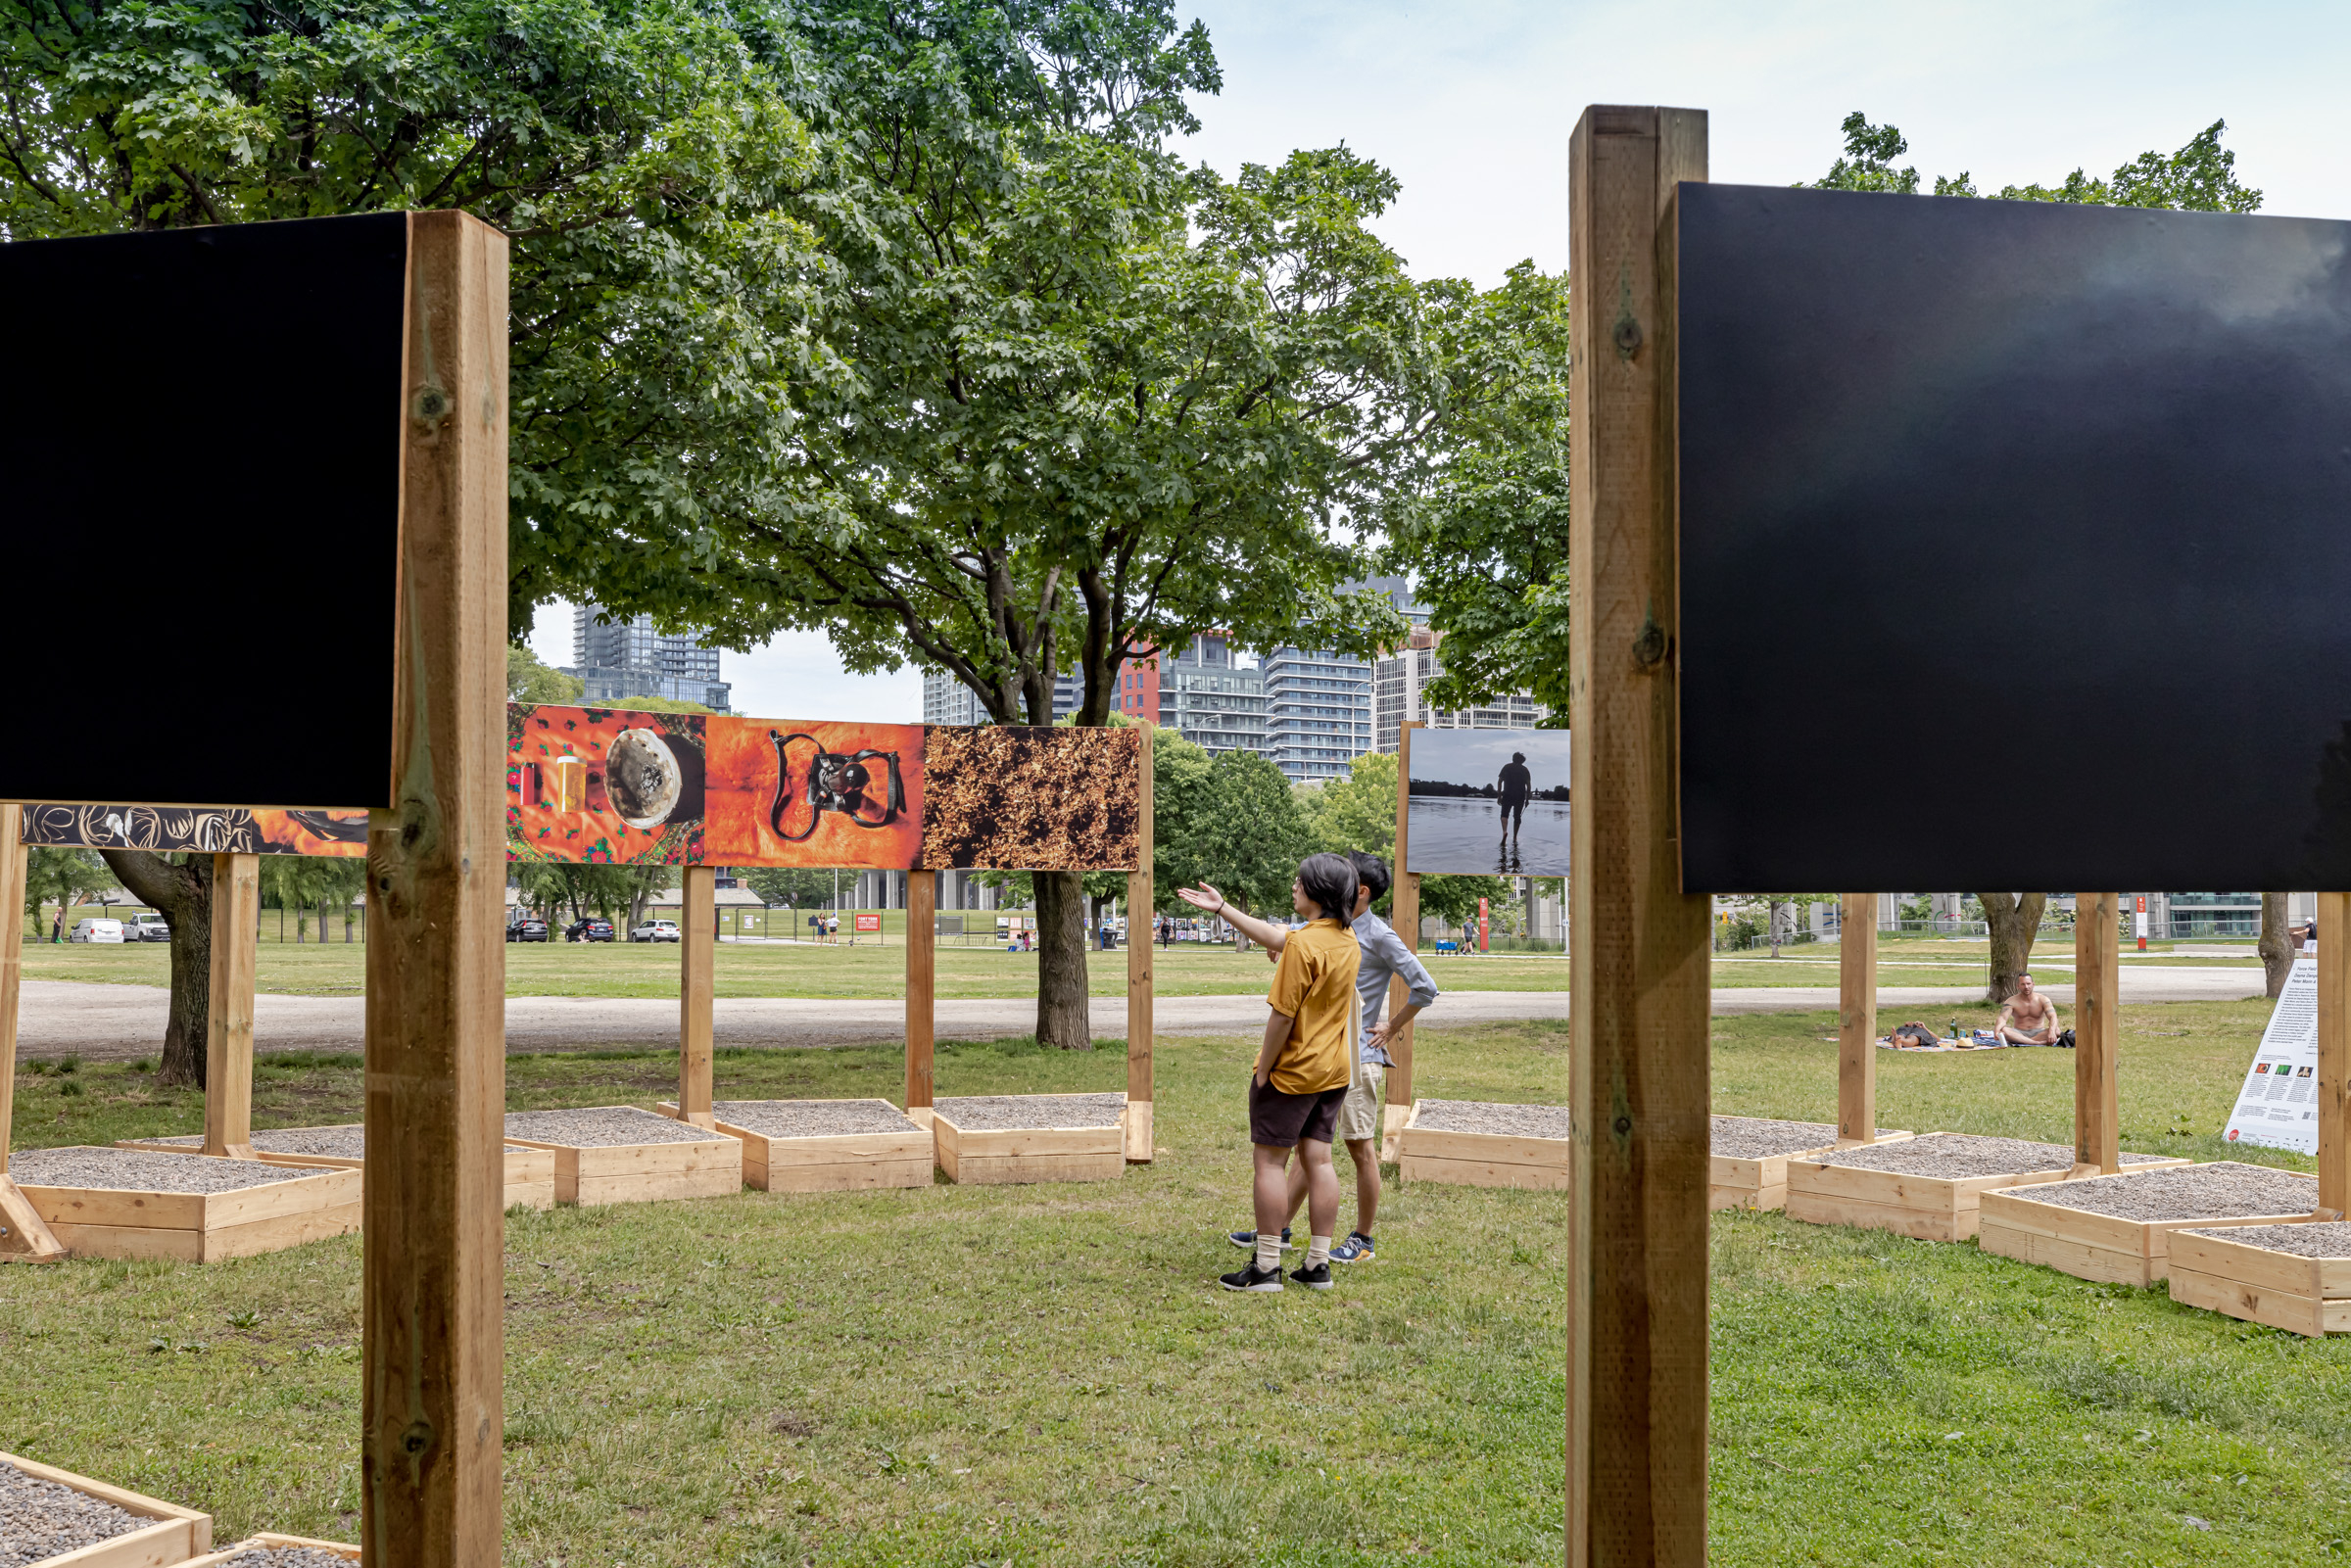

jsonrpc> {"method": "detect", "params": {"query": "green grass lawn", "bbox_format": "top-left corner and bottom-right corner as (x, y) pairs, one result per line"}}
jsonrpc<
(6, 997), (2345, 1563)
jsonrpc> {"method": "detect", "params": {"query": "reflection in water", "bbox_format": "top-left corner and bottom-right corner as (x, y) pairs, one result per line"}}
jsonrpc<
(1406, 797), (1571, 877)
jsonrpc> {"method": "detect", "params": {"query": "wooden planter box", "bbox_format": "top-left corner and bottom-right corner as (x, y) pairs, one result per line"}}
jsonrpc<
(2170, 1226), (2351, 1337)
(933, 1098), (1126, 1186)
(118, 1132), (556, 1213)
(1395, 1100), (1571, 1190)
(1709, 1125), (1912, 1212)
(11, 1151), (361, 1263)
(184, 1533), (358, 1565)
(502, 1110), (743, 1207)
(1785, 1140), (2188, 1243)
(1979, 1169), (2317, 1287)
(0, 1448), (212, 1566)
(658, 1100), (931, 1193)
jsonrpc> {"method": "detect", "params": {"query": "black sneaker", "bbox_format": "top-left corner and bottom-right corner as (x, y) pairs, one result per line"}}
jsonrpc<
(1289, 1260), (1333, 1291)
(1220, 1259), (1286, 1293)
(1227, 1226), (1294, 1251)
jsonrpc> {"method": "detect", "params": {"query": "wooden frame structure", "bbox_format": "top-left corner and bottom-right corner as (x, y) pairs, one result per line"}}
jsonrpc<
(1379, 721), (1420, 1159)
(0, 805), (65, 1261)
(187, 1533), (361, 1565)
(2171, 1224), (2351, 1336)
(0, 1449), (213, 1564)
(1394, 1099), (1569, 1189)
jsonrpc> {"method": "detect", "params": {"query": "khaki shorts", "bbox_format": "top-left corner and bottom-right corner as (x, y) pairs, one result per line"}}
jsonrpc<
(1337, 1053), (1384, 1144)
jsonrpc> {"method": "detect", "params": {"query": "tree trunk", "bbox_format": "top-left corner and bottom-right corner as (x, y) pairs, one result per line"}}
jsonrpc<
(1979, 891), (2048, 1006)
(1032, 870), (1092, 1049)
(2259, 891), (2294, 999)
(98, 850), (213, 1087)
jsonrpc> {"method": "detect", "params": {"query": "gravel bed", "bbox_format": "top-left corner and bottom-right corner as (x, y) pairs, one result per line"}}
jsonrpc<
(0, 1458), (149, 1566)
(503, 1106), (720, 1147)
(142, 1129), (540, 1159)
(934, 1093), (1126, 1130)
(2180, 1220), (2351, 1259)
(217, 1546), (353, 1568)
(2005, 1162), (2318, 1221)
(1414, 1099), (1572, 1140)
(1806, 1133), (2170, 1180)
(8, 1146), (312, 1193)
(1710, 1117), (1891, 1159)
(714, 1099), (921, 1138)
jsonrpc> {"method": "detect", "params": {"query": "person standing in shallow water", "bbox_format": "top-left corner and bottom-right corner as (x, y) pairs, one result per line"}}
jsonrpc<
(1496, 750), (1533, 860)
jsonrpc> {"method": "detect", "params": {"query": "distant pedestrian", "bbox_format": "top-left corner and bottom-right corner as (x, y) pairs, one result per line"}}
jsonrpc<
(50, 913), (61, 943)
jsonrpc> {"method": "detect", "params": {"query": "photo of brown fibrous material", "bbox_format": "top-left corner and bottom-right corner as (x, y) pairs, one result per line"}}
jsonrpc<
(920, 726), (1141, 870)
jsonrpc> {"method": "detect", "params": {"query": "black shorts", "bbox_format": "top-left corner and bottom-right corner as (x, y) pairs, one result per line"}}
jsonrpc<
(1250, 1079), (1349, 1148)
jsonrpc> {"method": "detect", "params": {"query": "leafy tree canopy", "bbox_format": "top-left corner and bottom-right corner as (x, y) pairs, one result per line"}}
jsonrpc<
(1814, 113), (2262, 214)
(508, 644), (584, 705)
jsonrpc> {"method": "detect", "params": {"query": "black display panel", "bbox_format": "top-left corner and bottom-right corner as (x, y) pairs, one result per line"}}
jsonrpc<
(1678, 183), (2351, 892)
(0, 213), (407, 808)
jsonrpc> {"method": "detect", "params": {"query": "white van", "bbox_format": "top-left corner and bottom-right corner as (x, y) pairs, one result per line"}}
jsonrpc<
(70, 918), (124, 943)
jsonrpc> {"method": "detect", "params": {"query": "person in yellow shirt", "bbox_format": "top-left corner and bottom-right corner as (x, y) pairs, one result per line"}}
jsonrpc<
(1214, 852), (1363, 1293)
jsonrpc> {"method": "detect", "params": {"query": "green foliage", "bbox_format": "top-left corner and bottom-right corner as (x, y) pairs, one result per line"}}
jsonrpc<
(512, 862), (664, 924)
(740, 868), (841, 908)
(1184, 749), (1311, 917)
(0, 0), (832, 641)
(24, 847), (116, 928)
(1809, 112), (1922, 194)
(508, 645), (584, 706)
(1375, 262), (1572, 719)
(1292, 749), (1502, 926)
(1812, 113), (2261, 214)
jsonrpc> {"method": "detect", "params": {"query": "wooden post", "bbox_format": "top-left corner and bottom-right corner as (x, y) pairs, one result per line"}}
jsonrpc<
(1126, 725), (1155, 1162)
(204, 852), (260, 1160)
(678, 866), (715, 1128)
(1566, 103), (1710, 1568)
(0, 803), (65, 1261)
(362, 208), (507, 1568)
(906, 867), (935, 1125)
(2074, 892), (2121, 1175)
(1836, 892), (1876, 1145)
(2320, 891), (2349, 1217)
(1381, 720), (1421, 1159)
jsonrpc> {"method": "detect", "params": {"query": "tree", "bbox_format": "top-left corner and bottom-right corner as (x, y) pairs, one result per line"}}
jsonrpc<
(1981, 892), (2049, 1007)
(1812, 114), (2261, 214)
(25, 847), (116, 941)
(743, 868), (841, 909)
(2, 0), (828, 1065)
(508, 645), (584, 706)
(2259, 891), (2295, 1000)
(1190, 749), (1312, 948)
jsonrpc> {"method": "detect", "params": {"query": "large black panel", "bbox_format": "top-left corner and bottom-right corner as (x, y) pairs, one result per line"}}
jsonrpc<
(1678, 183), (2351, 892)
(0, 214), (407, 808)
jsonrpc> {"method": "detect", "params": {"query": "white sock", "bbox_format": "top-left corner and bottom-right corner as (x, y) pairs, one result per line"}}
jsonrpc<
(1256, 1233), (1282, 1272)
(1307, 1235), (1331, 1268)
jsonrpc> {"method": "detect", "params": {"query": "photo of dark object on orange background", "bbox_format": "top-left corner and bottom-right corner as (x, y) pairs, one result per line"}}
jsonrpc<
(507, 705), (707, 865)
(22, 802), (370, 857)
(920, 726), (1140, 870)
(700, 718), (924, 869)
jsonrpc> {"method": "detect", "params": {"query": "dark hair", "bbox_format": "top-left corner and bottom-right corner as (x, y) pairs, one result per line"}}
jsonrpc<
(1346, 850), (1392, 908)
(1297, 852), (1360, 927)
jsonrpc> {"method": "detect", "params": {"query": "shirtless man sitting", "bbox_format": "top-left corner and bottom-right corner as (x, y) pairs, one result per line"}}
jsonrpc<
(1996, 974), (2061, 1044)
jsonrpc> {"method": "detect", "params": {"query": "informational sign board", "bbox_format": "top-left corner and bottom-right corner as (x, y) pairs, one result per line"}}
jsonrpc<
(2223, 957), (2320, 1154)
(0, 214), (408, 810)
(1679, 183), (2351, 891)
(853, 913), (883, 933)
(1406, 728), (1569, 877)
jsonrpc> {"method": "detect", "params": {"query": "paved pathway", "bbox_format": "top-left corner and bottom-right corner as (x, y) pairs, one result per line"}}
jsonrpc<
(9, 963), (2273, 1061)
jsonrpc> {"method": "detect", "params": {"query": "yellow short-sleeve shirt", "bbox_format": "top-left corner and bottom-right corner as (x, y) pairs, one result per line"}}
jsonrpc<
(1265, 917), (1361, 1095)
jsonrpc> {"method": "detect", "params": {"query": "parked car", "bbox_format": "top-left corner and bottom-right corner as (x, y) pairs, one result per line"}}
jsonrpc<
(70, 918), (125, 943)
(566, 918), (615, 943)
(630, 920), (680, 943)
(506, 918), (550, 943)
(123, 913), (170, 943)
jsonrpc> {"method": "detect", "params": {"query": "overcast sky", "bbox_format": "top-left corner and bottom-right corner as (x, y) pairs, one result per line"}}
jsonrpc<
(534, 0), (2351, 721)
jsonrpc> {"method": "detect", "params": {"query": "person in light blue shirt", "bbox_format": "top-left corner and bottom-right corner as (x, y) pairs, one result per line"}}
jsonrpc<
(1180, 850), (1438, 1263)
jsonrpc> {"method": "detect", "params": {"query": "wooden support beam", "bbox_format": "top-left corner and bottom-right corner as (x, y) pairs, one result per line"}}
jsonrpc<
(1382, 721), (1420, 1160)
(1836, 892), (1876, 1145)
(362, 208), (508, 1568)
(1126, 724), (1155, 1162)
(1566, 103), (1710, 1568)
(2074, 892), (2121, 1175)
(678, 866), (715, 1128)
(2322, 891), (2350, 1217)
(0, 803), (65, 1262)
(906, 868), (935, 1124)
(205, 852), (260, 1161)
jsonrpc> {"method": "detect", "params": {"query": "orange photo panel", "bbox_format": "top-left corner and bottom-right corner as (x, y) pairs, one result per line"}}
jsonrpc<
(700, 718), (925, 870)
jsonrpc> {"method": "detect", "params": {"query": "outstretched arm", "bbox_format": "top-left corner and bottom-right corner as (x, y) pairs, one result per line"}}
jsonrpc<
(1176, 882), (1289, 953)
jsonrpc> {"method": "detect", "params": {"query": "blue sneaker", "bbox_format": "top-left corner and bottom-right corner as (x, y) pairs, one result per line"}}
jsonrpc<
(1228, 1226), (1294, 1251)
(1330, 1232), (1375, 1263)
